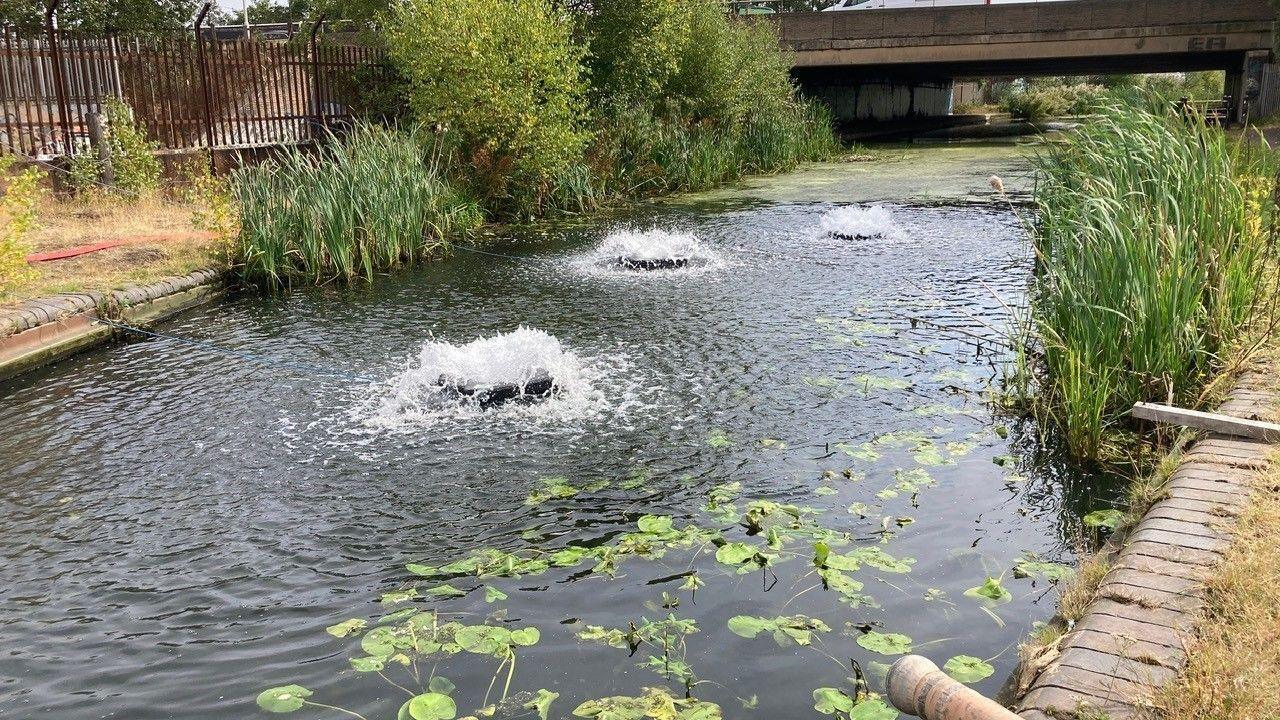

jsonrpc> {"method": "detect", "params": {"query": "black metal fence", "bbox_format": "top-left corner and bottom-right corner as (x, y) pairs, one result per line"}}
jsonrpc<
(0, 14), (385, 159)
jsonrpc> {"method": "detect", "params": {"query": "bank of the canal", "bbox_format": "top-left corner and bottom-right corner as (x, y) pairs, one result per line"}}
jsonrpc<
(1013, 368), (1279, 720)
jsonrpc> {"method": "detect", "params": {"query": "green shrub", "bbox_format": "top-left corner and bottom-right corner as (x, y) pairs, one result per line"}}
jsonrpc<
(384, 0), (590, 213)
(232, 124), (482, 287)
(0, 155), (41, 298)
(1013, 96), (1275, 459)
(1001, 86), (1070, 121)
(104, 97), (161, 197)
(586, 0), (691, 112)
(67, 152), (103, 196)
(664, 1), (794, 126)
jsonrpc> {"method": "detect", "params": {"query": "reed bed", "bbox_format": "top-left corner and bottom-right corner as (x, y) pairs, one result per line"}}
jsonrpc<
(1015, 97), (1277, 459)
(232, 125), (482, 287)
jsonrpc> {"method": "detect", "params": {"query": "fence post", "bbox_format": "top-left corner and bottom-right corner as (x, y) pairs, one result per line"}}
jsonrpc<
(86, 111), (115, 185)
(194, 2), (216, 173)
(44, 0), (73, 155)
(310, 13), (327, 139)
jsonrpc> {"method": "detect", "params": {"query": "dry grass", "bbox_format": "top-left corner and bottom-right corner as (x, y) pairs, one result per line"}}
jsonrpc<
(1150, 458), (1280, 720)
(2, 193), (225, 306)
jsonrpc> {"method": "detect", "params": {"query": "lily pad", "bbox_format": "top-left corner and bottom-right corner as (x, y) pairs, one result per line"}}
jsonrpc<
(1014, 556), (1075, 582)
(408, 692), (457, 720)
(813, 687), (854, 715)
(510, 627), (541, 646)
(325, 618), (366, 638)
(943, 655), (995, 683)
(856, 631), (912, 656)
(1083, 509), (1124, 529)
(455, 625), (512, 656)
(849, 698), (899, 720)
(350, 656), (385, 672)
(964, 577), (1012, 605)
(524, 689), (559, 720)
(256, 685), (312, 713)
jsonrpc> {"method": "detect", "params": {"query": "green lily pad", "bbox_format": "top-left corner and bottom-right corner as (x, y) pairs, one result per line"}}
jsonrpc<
(256, 685), (312, 713)
(714, 542), (758, 566)
(524, 689), (559, 720)
(425, 584), (467, 597)
(428, 676), (456, 695)
(637, 515), (675, 534)
(964, 577), (1012, 605)
(856, 631), (912, 656)
(350, 656), (385, 672)
(1014, 556), (1076, 582)
(1083, 509), (1124, 529)
(510, 627), (541, 646)
(943, 655), (995, 683)
(408, 692), (457, 720)
(850, 698), (899, 720)
(813, 687), (854, 715)
(325, 618), (366, 638)
(455, 625), (511, 656)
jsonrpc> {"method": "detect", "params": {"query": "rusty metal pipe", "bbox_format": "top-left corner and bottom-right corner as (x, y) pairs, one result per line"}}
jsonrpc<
(887, 656), (1021, 720)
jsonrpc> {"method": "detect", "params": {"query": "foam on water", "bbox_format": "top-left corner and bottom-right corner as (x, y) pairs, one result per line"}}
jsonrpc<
(366, 327), (612, 429)
(572, 227), (725, 277)
(818, 205), (906, 241)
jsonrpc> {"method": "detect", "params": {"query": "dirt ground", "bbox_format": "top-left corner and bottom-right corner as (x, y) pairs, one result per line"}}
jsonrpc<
(5, 194), (225, 307)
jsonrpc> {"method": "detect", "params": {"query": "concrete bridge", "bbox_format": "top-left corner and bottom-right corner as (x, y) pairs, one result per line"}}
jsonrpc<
(768, 0), (1276, 122)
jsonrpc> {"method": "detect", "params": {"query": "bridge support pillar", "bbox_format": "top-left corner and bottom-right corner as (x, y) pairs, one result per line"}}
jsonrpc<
(804, 78), (955, 122)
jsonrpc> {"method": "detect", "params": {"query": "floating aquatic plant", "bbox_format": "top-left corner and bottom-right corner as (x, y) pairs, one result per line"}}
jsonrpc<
(943, 655), (995, 683)
(572, 687), (721, 720)
(1082, 508), (1124, 530)
(1013, 554), (1075, 582)
(855, 631), (913, 656)
(964, 577), (1013, 605)
(727, 615), (831, 647)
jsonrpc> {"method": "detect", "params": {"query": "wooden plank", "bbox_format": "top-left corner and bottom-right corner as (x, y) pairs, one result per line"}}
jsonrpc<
(1131, 402), (1280, 442)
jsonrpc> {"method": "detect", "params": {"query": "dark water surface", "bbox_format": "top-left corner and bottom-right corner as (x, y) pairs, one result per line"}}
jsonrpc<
(1, 159), (1120, 719)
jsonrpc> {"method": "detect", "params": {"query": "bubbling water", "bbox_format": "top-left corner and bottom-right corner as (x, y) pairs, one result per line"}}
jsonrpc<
(819, 205), (906, 241)
(368, 327), (604, 428)
(572, 227), (724, 276)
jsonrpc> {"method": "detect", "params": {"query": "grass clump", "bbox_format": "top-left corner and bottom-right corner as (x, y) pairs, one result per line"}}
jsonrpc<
(1154, 457), (1280, 720)
(231, 124), (482, 288)
(1010, 95), (1277, 460)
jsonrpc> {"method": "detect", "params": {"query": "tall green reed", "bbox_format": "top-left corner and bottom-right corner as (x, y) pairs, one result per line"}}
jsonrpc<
(1013, 95), (1277, 459)
(232, 124), (482, 287)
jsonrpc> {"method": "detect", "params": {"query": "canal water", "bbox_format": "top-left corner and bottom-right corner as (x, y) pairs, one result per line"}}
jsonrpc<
(0, 143), (1122, 719)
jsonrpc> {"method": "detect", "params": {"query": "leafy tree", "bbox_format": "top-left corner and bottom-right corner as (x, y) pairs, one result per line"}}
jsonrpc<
(0, 0), (200, 35)
(586, 0), (691, 111)
(384, 0), (590, 210)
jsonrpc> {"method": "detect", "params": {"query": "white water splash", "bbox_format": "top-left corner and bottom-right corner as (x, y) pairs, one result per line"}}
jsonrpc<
(366, 327), (611, 429)
(572, 227), (725, 277)
(818, 205), (906, 241)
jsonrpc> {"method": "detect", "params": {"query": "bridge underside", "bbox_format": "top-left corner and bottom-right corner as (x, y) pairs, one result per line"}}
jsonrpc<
(792, 51), (1249, 84)
(772, 0), (1276, 123)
